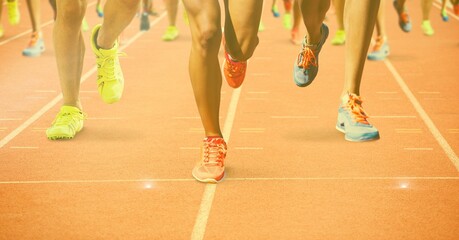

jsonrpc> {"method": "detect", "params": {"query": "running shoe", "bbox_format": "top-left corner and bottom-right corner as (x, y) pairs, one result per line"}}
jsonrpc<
(367, 36), (389, 61)
(393, 0), (412, 32)
(283, 13), (292, 30)
(455, 3), (459, 16)
(336, 93), (380, 142)
(192, 137), (227, 183)
(331, 30), (346, 45)
(0, 24), (4, 38)
(291, 27), (301, 45)
(22, 32), (45, 57)
(441, 9), (449, 21)
(293, 23), (329, 87)
(272, 5), (280, 17)
(421, 20), (434, 36)
(162, 26), (179, 41)
(140, 12), (150, 31)
(96, 4), (104, 17)
(82, 17), (89, 32)
(91, 24), (125, 104)
(46, 106), (86, 140)
(7, 0), (20, 25)
(223, 37), (247, 88)
(258, 20), (265, 32)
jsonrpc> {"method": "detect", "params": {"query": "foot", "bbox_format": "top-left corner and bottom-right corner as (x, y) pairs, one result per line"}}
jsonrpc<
(223, 37), (247, 88)
(140, 12), (150, 31)
(283, 13), (292, 30)
(393, 0), (412, 32)
(162, 26), (179, 41)
(46, 106), (86, 140)
(441, 9), (449, 21)
(22, 32), (46, 57)
(7, 0), (20, 25)
(192, 137), (227, 183)
(421, 20), (434, 36)
(367, 36), (390, 61)
(336, 93), (380, 142)
(293, 24), (329, 87)
(96, 4), (104, 17)
(331, 30), (346, 46)
(91, 24), (125, 104)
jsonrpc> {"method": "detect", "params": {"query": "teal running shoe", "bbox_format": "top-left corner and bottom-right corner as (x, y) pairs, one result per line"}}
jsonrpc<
(367, 37), (389, 61)
(393, 0), (412, 32)
(336, 93), (380, 142)
(293, 24), (328, 87)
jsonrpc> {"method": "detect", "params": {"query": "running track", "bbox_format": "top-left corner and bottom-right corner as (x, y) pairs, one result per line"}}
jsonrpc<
(0, 1), (458, 239)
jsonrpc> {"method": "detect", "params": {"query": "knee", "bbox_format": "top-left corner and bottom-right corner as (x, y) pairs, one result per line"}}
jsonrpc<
(194, 25), (222, 55)
(56, 1), (86, 26)
(229, 31), (259, 61)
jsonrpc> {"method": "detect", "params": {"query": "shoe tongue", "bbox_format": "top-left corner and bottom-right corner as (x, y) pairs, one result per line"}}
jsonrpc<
(60, 105), (80, 113)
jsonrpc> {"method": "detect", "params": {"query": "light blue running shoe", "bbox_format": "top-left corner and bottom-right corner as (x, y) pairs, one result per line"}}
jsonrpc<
(22, 32), (45, 57)
(367, 37), (389, 61)
(336, 93), (380, 142)
(393, 0), (412, 32)
(293, 23), (329, 87)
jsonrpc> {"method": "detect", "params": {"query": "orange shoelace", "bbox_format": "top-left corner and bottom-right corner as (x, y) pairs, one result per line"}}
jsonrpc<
(346, 94), (370, 125)
(401, 12), (410, 24)
(372, 37), (384, 52)
(202, 138), (226, 167)
(297, 46), (317, 69)
(27, 32), (39, 47)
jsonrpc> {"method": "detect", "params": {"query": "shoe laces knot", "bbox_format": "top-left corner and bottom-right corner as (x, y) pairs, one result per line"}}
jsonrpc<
(346, 94), (370, 125)
(297, 46), (317, 69)
(372, 37), (384, 51)
(96, 51), (126, 83)
(27, 32), (40, 47)
(202, 138), (227, 167)
(53, 111), (86, 126)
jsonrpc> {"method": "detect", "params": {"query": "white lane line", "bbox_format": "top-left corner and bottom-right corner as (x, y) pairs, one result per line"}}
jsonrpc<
(418, 91), (440, 94)
(34, 90), (56, 93)
(173, 116), (200, 119)
(246, 98), (267, 100)
(247, 91), (269, 94)
(0, 12), (167, 149)
(384, 59), (459, 171)
(80, 90), (98, 93)
(180, 147), (200, 150)
(1, 176), (458, 185)
(376, 91), (398, 94)
(0, 118), (22, 121)
(234, 147), (264, 150)
(250, 73), (270, 77)
(191, 87), (242, 240)
(10, 146), (39, 149)
(404, 148), (434, 151)
(371, 115), (416, 119)
(271, 116), (319, 119)
(86, 117), (124, 120)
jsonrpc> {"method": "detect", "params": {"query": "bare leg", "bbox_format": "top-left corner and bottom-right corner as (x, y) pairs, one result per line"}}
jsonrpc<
(342, 0), (379, 96)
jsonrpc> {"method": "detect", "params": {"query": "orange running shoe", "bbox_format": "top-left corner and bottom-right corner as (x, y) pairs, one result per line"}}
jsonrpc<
(454, 3), (459, 16)
(223, 37), (247, 88)
(192, 137), (227, 183)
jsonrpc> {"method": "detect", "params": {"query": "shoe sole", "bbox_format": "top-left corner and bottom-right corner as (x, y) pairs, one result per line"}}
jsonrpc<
(192, 172), (224, 183)
(336, 124), (380, 142)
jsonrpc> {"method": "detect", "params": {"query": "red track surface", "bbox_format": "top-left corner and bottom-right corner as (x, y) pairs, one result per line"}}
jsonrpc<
(0, 0), (458, 239)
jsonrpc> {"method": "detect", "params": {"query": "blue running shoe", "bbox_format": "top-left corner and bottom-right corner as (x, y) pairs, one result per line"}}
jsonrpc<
(336, 93), (380, 142)
(293, 24), (329, 87)
(367, 37), (389, 61)
(441, 9), (449, 21)
(393, 0), (412, 32)
(22, 32), (45, 57)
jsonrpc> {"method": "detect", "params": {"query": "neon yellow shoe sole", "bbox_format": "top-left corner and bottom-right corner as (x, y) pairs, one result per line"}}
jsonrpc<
(46, 106), (86, 140)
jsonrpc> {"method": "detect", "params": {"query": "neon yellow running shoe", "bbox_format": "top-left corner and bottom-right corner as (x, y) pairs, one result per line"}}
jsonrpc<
(91, 24), (125, 104)
(331, 30), (346, 45)
(81, 18), (89, 32)
(421, 20), (434, 36)
(162, 26), (179, 41)
(0, 24), (4, 38)
(7, 0), (20, 25)
(46, 106), (86, 140)
(283, 13), (292, 30)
